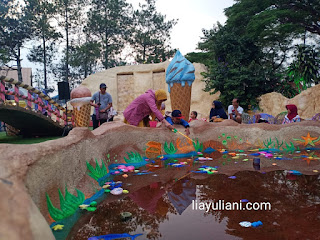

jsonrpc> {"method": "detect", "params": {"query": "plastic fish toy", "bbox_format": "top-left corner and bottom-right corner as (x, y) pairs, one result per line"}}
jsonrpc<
(88, 233), (143, 240)
(197, 157), (213, 161)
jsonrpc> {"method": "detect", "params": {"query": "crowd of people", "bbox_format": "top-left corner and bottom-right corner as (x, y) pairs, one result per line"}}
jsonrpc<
(89, 84), (303, 132)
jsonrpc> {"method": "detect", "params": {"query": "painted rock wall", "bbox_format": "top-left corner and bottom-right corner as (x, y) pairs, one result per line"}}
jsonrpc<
(1, 121), (320, 239)
(81, 61), (220, 120)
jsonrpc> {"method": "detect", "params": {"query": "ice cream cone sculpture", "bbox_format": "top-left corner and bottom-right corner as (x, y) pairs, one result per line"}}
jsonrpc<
(166, 50), (195, 119)
(69, 86), (92, 127)
(70, 100), (91, 127)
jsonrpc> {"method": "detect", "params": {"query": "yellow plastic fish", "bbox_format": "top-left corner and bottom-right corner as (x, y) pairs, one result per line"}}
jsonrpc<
(79, 204), (89, 209)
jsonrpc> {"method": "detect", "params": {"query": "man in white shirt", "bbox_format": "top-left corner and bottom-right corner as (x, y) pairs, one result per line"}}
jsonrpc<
(228, 98), (244, 123)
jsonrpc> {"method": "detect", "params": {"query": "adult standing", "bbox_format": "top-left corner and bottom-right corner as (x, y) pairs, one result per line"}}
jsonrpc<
(228, 98), (244, 123)
(123, 89), (174, 131)
(90, 83), (113, 129)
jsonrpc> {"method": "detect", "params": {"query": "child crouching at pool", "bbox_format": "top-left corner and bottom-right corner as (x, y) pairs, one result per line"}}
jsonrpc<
(165, 110), (190, 136)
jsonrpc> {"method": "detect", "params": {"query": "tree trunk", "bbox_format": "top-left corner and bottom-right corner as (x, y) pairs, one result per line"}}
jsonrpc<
(42, 32), (48, 90)
(65, 2), (69, 83)
(16, 45), (23, 82)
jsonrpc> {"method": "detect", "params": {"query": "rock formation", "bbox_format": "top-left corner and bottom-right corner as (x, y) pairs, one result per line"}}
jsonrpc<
(81, 61), (220, 120)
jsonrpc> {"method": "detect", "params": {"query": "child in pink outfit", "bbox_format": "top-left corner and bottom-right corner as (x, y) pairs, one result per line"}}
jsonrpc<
(188, 111), (198, 123)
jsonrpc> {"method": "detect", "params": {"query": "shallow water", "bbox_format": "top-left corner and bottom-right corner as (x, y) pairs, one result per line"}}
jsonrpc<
(68, 167), (320, 240)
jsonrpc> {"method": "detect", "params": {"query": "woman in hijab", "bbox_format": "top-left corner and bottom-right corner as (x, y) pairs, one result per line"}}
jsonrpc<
(124, 89), (174, 130)
(209, 100), (228, 122)
(282, 104), (301, 124)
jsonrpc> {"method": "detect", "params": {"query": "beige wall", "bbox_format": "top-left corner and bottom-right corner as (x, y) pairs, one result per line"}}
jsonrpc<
(81, 61), (220, 120)
(259, 84), (320, 119)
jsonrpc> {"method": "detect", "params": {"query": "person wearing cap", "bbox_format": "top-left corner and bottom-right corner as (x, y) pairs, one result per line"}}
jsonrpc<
(123, 89), (174, 130)
(165, 110), (190, 136)
(90, 83), (113, 129)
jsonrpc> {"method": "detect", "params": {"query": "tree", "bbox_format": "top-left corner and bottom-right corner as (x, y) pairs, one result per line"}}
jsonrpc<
(0, 0), (34, 82)
(56, 0), (85, 83)
(198, 23), (297, 109)
(69, 39), (101, 79)
(27, 0), (61, 89)
(88, 0), (133, 69)
(288, 44), (320, 92)
(130, 0), (177, 63)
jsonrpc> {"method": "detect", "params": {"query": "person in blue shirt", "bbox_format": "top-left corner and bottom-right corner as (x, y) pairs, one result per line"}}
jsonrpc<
(165, 110), (190, 136)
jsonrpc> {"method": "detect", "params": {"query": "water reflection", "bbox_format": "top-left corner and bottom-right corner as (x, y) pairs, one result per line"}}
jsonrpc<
(68, 171), (320, 240)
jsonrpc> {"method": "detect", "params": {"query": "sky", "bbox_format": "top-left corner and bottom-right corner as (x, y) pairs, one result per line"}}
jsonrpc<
(128, 0), (235, 55)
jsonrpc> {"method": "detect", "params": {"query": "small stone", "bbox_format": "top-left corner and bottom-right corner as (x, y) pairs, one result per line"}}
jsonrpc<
(272, 163), (277, 166)
(313, 170), (319, 173)
(105, 189), (111, 193)
(120, 212), (132, 221)
(122, 174), (128, 178)
(122, 190), (129, 194)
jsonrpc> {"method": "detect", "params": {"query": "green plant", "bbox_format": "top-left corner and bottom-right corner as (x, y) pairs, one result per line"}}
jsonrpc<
(282, 142), (296, 153)
(275, 137), (284, 149)
(124, 151), (143, 163)
(46, 187), (85, 221)
(193, 139), (203, 152)
(86, 159), (108, 181)
(164, 142), (177, 154)
(263, 138), (274, 148)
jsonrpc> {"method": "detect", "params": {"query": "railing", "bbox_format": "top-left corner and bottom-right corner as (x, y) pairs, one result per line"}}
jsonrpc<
(0, 76), (73, 126)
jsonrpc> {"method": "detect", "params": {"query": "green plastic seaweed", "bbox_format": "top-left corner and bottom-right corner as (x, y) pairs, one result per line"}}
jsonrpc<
(86, 159), (108, 181)
(164, 142), (177, 154)
(193, 139), (203, 152)
(124, 151), (143, 163)
(46, 187), (85, 221)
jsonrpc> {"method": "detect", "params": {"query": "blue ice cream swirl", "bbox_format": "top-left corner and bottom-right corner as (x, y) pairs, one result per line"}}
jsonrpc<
(165, 50), (195, 93)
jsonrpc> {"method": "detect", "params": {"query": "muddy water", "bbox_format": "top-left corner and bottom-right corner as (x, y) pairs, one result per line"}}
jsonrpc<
(68, 165), (320, 240)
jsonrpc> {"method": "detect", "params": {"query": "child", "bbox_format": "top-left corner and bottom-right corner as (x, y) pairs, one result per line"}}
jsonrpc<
(165, 110), (190, 136)
(189, 111), (198, 122)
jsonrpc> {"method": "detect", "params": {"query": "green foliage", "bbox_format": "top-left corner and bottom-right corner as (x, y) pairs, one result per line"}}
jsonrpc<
(196, 0), (320, 109)
(0, 0), (35, 82)
(288, 45), (320, 92)
(46, 187), (85, 221)
(185, 52), (211, 66)
(69, 41), (101, 78)
(193, 139), (203, 152)
(88, 0), (133, 69)
(129, 0), (177, 63)
(164, 142), (177, 154)
(86, 159), (108, 181)
(124, 151), (143, 163)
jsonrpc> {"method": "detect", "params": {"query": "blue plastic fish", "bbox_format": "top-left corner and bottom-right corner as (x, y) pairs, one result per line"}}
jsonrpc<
(289, 170), (302, 176)
(88, 233), (143, 240)
(134, 172), (151, 175)
(249, 153), (260, 156)
(192, 170), (207, 173)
